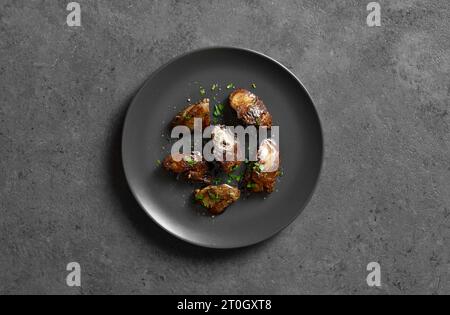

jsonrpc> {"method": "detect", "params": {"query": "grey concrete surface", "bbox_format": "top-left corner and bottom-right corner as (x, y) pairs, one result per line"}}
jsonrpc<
(0, 0), (449, 295)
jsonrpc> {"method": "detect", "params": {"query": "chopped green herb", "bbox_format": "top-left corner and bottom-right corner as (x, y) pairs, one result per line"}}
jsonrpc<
(229, 174), (243, 182)
(200, 87), (206, 95)
(227, 83), (235, 89)
(156, 160), (161, 166)
(213, 178), (221, 185)
(253, 162), (265, 172)
(185, 156), (197, 167)
(231, 164), (240, 171)
(213, 104), (225, 117)
(195, 194), (204, 201)
(211, 83), (219, 91)
(246, 182), (256, 189)
(252, 83), (257, 89)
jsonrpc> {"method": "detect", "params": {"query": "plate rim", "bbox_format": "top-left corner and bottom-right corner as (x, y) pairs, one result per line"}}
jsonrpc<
(121, 46), (325, 249)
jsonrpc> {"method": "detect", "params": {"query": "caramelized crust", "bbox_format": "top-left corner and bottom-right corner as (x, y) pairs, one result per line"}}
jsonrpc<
(163, 153), (211, 184)
(172, 99), (211, 130)
(245, 139), (280, 193)
(194, 184), (241, 215)
(244, 169), (279, 193)
(229, 89), (272, 127)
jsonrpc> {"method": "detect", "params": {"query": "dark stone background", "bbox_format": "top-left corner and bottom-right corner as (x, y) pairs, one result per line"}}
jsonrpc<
(0, 0), (449, 294)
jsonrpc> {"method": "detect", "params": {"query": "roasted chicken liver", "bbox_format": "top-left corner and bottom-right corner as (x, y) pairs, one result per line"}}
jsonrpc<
(194, 184), (241, 215)
(163, 152), (211, 184)
(211, 125), (242, 173)
(172, 98), (211, 130)
(229, 89), (272, 127)
(245, 139), (280, 193)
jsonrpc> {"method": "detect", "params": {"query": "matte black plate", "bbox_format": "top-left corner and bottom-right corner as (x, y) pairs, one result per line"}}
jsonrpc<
(122, 47), (323, 249)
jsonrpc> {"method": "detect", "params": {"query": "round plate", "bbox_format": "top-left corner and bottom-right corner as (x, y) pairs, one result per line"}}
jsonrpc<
(122, 47), (323, 249)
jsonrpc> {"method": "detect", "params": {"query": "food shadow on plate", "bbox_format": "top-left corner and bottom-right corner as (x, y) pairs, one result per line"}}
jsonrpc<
(220, 96), (240, 127)
(108, 97), (273, 259)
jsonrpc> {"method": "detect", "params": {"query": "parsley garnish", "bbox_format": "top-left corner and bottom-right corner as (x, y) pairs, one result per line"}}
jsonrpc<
(200, 87), (206, 96)
(227, 83), (235, 89)
(213, 104), (225, 117)
(252, 83), (257, 89)
(185, 156), (197, 167)
(253, 162), (265, 173)
(211, 83), (219, 91)
(228, 174), (242, 182)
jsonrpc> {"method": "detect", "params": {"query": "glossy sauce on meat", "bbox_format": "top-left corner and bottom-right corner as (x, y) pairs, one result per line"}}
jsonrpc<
(172, 98), (210, 130)
(163, 152), (211, 184)
(229, 89), (272, 127)
(194, 184), (241, 215)
(245, 139), (280, 193)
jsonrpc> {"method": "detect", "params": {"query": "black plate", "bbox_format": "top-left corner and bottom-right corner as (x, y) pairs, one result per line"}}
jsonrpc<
(122, 47), (323, 249)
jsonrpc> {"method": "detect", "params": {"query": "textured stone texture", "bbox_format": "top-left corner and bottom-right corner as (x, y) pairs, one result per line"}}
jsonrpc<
(0, 0), (449, 295)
